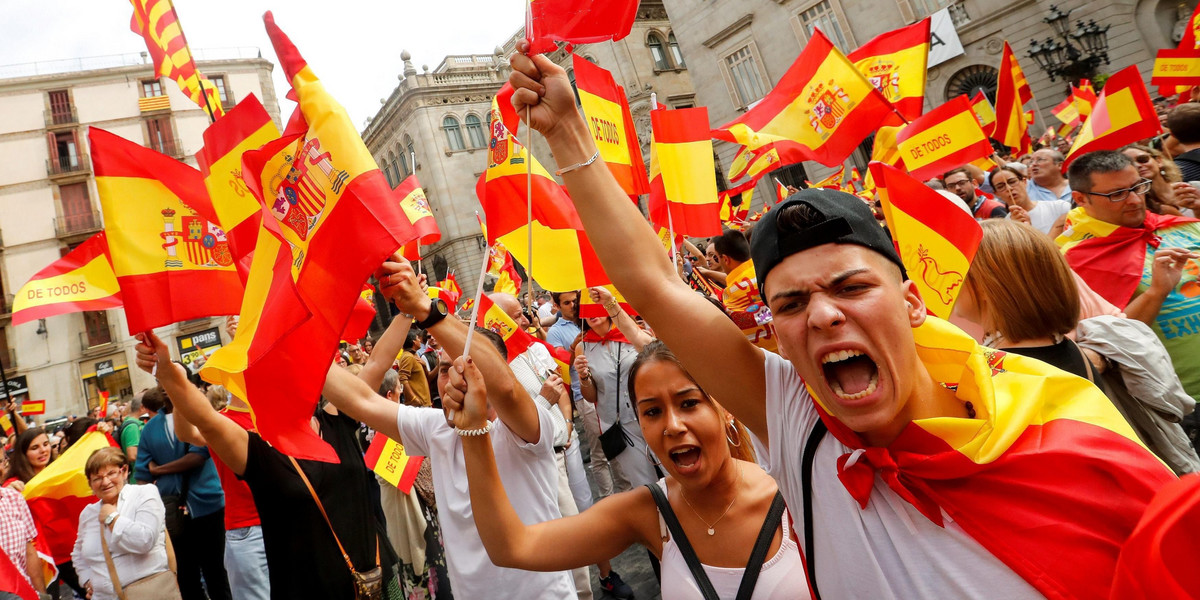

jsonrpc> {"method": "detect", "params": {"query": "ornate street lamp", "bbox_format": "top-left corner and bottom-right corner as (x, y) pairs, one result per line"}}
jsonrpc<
(1027, 5), (1110, 84)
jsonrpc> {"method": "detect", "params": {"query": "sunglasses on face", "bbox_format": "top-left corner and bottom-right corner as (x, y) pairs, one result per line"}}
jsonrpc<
(1132, 154), (1153, 165)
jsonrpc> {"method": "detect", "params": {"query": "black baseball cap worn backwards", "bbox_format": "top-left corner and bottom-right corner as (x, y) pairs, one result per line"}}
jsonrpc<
(749, 188), (907, 294)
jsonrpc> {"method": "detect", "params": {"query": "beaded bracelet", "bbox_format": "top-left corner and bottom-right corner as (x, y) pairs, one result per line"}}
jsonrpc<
(455, 420), (496, 437)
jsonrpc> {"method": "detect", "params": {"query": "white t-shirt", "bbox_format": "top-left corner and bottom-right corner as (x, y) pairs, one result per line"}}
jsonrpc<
(395, 402), (575, 599)
(1010, 200), (1071, 234)
(761, 350), (1041, 599)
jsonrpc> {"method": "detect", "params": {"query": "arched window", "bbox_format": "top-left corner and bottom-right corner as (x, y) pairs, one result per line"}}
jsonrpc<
(945, 64), (999, 104)
(465, 114), (487, 148)
(385, 152), (396, 187)
(648, 34), (670, 71)
(405, 135), (416, 170)
(668, 33), (686, 68)
(443, 116), (465, 151)
(567, 68), (581, 105)
(398, 149), (410, 179)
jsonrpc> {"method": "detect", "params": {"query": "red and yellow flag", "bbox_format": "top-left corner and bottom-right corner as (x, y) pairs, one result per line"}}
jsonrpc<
(526, 0), (639, 54)
(775, 180), (789, 204)
(428, 285), (460, 315)
(728, 142), (808, 183)
(869, 161), (982, 317)
(12, 233), (122, 326)
(90, 128), (242, 334)
(342, 285), (377, 345)
(647, 106), (722, 237)
(1151, 49), (1200, 88)
(718, 181), (753, 227)
(993, 42), (1033, 151)
(969, 92), (997, 137)
(1064, 66), (1161, 168)
(578, 283), (637, 320)
(478, 217), (525, 296)
(197, 95), (281, 282)
(475, 293), (535, 360)
(896, 95), (994, 181)
(1160, 4), (1200, 96)
(201, 13), (419, 462)
(572, 55), (650, 197)
(442, 273), (462, 298)
(24, 431), (115, 563)
(1051, 94), (1082, 127)
(713, 29), (893, 168)
(847, 18), (931, 122)
(97, 391), (110, 417)
(128, 0), (224, 119)
(394, 175), (440, 246)
(20, 400), (46, 416)
(808, 166), (845, 190)
(364, 433), (424, 493)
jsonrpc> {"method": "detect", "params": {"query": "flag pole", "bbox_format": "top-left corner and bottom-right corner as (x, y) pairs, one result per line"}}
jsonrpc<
(525, 106), (534, 312)
(411, 151), (422, 278)
(458, 211), (492, 425)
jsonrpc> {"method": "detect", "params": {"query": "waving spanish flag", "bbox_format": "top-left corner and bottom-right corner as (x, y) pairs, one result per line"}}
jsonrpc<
(364, 433), (424, 494)
(719, 181), (753, 227)
(647, 106), (722, 237)
(526, 0), (638, 54)
(847, 18), (930, 122)
(728, 142), (807, 183)
(896, 95), (994, 181)
(201, 13), (419, 462)
(12, 233), (122, 326)
(91, 128), (242, 334)
(395, 175), (440, 246)
(993, 42), (1033, 151)
(342, 285), (377, 345)
(573, 55), (650, 197)
(808, 166), (845, 190)
(1160, 3), (1200, 96)
(475, 293), (534, 360)
(870, 161), (981, 317)
(1153, 49), (1200, 94)
(713, 29), (893, 168)
(442, 272), (463, 298)
(1051, 94), (1082, 127)
(128, 0), (224, 119)
(1064, 66), (1161, 168)
(428, 284), (460, 315)
(968, 92), (996, 137)
(24, 431), (115, 564)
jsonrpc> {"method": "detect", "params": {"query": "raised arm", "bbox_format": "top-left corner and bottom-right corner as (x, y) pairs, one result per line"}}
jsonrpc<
(509, 45), (768, 441)
(320, 365), (402, 441)
(1125, 247), (1197, 325)
(589, 286), (653, 351)
(134, 332), (250, 475)
(358, 301), (412, 392)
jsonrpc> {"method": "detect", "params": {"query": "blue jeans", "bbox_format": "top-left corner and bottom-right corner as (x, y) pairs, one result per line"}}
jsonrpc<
(224, 526), (270, 600)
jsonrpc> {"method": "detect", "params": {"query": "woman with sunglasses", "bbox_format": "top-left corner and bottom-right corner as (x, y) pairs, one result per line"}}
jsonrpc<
(988, 166), (1070, 234)
(1121, 144), (1198, 217)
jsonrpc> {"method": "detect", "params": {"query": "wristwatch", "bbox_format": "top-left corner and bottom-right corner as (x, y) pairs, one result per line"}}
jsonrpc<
(104, 512), (119, 526)
(414, 298), (449, 330)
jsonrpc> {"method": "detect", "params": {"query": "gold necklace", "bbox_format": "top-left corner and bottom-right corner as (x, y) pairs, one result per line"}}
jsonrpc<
(678, 460), (742, 536)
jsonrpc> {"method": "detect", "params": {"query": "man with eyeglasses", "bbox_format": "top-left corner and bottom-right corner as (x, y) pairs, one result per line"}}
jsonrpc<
(1027, 149), (1073, 203)
(1059, 150), (1200, 400)
(944, 167), (1008, 219)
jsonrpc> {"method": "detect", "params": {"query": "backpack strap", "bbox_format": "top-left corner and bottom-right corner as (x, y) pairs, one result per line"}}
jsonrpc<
(802, 420), (828, 600)
(644, 483), (719, 600)
(733, 491), (786, 600)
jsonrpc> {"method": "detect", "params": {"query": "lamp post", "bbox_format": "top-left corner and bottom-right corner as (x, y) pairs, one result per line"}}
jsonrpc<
(1027, 5), (1111, 86)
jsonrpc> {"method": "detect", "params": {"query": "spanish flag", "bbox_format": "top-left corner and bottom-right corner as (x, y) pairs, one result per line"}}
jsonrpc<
(475, 293), (534, 360)
(428, 284), (460, 315)
(847, 18), (931, 122)
(442, 272), (463, 298)
(1051, 94), (1081, 126)
(896, 95), (994, 181)
(722, 259), (776, 351)
(128, 0), (224, 119)
(12, 233), (122, 326)
(201, 13), (420, 462)
(718, 181), (753, 227)
(1152, 49), (1200, 88)
(578, 283), (637, 320)
(728, 142), (807, 183)
(869, 161), (982, 317)
(24, 431), (115, 564)
(394, 175), (440, 246)
(364, 433), (424, 494)
(526, 0), (639, 54)
(713, 29), (893, 168)
(1064, 66), (1161, 168)
(969, 92), (997, 136)
(808, 166), (845, 190)
(90, 128), (242, 334)
(647, 106), (721, 237)
(1111, 474), (1200, 599)
(197, 94), (281, 281)
(342, 285), (377, 345)
(1073, 82), (1098, 117)
(572, 55), (650, 197)
(775, 180), (789, 204)
(869, 125), (906, 173)
(1160, 3), (1200, 96)
(20, 400), (45, 416)
(993, 42), (1033, 150)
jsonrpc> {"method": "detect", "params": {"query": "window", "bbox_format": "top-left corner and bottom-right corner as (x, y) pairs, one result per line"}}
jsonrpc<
(798, 1), (850, 49)
(406, 136), (416, 170)
(145, 117), (176, 155)
(399, 150), (410, 179)
(385, 152), (396, 187)
(668, 33), (686, 68)
(465, 114), (487, 148)
(946, 65), (999, 104)
(444, 116), (465, 151)
(212, 75), (231, 105)
(724, 45), (769, 108)
(648, 34), (671, 70)
(84, 311), (112, 348)
(48, 131), (80, 172)
(142, 79), (163, 97)
(59, 183), (95, 233)
(909, 0), (952, 20)
(48, 90), (73, 124)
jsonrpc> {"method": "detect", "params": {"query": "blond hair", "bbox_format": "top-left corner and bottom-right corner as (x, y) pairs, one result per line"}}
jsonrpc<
(964, 220), (1080, 342)
(85, 447), (127, 479)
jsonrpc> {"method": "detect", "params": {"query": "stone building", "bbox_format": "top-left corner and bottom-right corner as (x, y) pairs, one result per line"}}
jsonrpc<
(0, 49), (279, 422)
(362, 0), (696, 296)
(661, 0), (1189, 204)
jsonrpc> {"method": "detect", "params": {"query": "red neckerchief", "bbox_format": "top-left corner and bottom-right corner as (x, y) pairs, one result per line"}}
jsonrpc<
(582, 327), (630, 345)
(1064, 212), (1199, 308)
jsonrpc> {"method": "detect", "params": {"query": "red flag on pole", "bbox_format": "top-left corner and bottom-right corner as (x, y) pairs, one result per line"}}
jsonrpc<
(526, 0), (639, 54)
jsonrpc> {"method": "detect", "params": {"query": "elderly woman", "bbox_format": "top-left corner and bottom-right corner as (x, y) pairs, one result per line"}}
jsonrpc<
(73, 447), (176, 600)
(989, 165), (1071, 235)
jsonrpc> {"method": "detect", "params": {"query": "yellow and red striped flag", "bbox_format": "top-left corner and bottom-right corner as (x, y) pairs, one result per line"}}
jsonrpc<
(90, 128), (242, 334)
(201, 13), (420, 462)
(718, 181), (754, 227)
(475, 293), (535, 359)
(477, 217), (524, 296)
(97, 391), (110, 417)
(128, 0), (224, 119)
(572, 55), (650, 197)
(341, 284), (377, 345)
(24, 431), (116, 564)
(647, 106), (722, 237)
(442, 273), (462, 298)
(364, 433), (424, 493)
(969, 92), (997, 137)
(808, 166), (845, 190)
(12, 233), (122, 326)
(1160, 4), (1200, 96)
(896, 95), (994, 181)
(993, 42), (1033, 151)
(428, 285), (460, 315)
(1065, 66), (1161, 168)
(526, 0), (639, 54)
(775, 180), (789, 204)
(20, 400), (46, 416)
(870, 161), (982, 317)
(579, 283), (637, 320)
(847, 18), (931, 122)
(1152, 49), (1200, 88)
(713, 29), (893, 167)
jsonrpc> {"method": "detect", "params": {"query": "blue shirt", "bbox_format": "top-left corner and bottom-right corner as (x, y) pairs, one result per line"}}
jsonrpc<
(546, 318), (583, 400)
(135, 413), (225, 518)
(1027, 179), (1072, 203)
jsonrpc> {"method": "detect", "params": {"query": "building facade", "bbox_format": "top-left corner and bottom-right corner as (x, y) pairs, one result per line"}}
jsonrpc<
(0, 50), (280, 421)
(362, 0), (696, 297)
(662, 0), (1188, 203)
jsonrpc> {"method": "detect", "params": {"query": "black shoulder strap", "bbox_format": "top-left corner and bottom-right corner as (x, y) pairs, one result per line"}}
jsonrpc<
(802, 420), (828, 600)
(644, 483), (720, 600)
(733, 491), (786, 600)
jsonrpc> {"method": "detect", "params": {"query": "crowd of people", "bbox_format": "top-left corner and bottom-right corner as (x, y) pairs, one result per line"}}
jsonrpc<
(3, 40), (1200, 600)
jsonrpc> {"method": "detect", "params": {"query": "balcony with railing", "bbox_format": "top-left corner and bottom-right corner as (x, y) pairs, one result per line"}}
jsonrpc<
(46, 154), (90, 178)
(80, 324), (117, 354)
(149, 139), (185, 159)
(45, 106), (78, 128)
(54, 210), (102, 238)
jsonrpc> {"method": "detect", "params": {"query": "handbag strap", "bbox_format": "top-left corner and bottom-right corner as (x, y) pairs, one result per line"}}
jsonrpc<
(644, 483), (720, 600)
(733, 492), (786, 600)
(801, 420), (827, 600)
(287, 455), (378, 578)
(99, 524), (127, 600)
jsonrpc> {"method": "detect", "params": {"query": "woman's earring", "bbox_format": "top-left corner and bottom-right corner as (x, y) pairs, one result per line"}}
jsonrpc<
(726, 421), (742, 448)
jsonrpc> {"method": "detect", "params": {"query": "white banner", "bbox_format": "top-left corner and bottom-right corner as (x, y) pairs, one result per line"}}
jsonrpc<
(928, 8), (965, 68)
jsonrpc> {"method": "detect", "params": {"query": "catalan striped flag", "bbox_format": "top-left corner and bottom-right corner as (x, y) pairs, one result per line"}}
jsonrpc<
(12, 233), (122, 326)
(128, 0), (224, 119)
(993, 42), (1033, 151)
(648, 106), (722, 237)
(364, 433), (424, 493)
(24, 431), (116, 564)
(90, 128), (242, 334)
(896, 95), (994, 181)
(1064, 66), (1161, 168)
(847, 18), (931, 122)
(526, 0), (639, 54)
(572, 55), (650, 197)
(713, 29), (893, 168)
(870, 161), (982, 317)
(200, 13), (420, 462)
